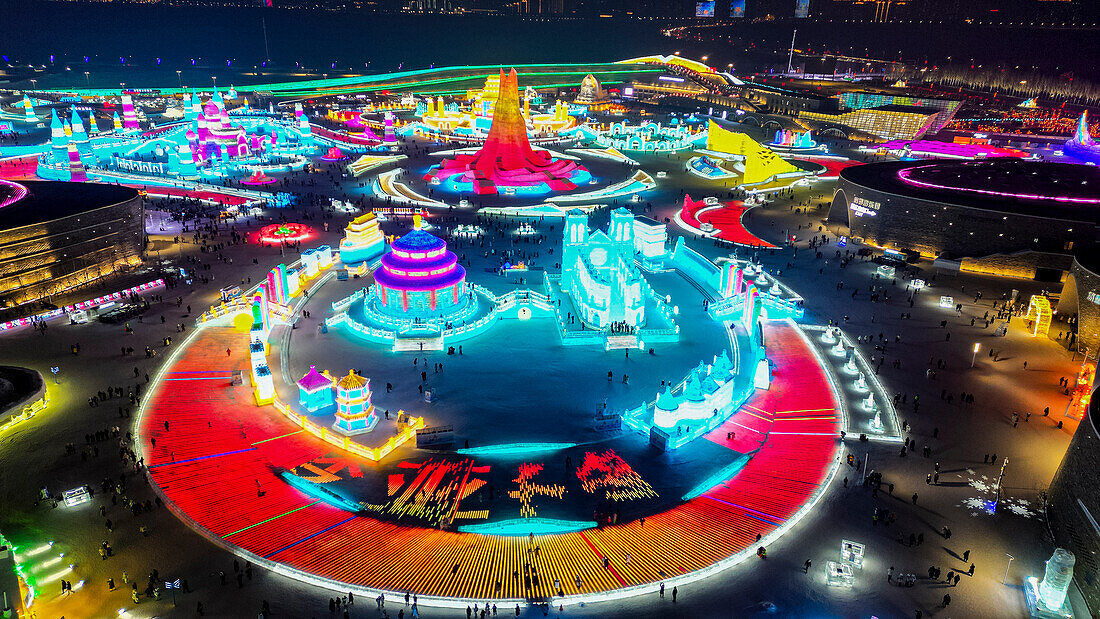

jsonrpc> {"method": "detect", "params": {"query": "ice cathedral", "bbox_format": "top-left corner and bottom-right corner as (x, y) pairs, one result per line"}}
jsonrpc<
(561, 207), (646, 329)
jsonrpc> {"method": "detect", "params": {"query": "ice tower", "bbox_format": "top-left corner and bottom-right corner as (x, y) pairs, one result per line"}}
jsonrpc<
(423, 68), (587, 195)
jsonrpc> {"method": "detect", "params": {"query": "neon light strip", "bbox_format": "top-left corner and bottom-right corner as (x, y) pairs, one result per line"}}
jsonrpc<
(456, 442), (577, 456)
(163, 376), (234, 381)
(223, 500), (323, 538)
(0, 179), (28, 208)
(251, 430), (304, 446)
(701, 495), (785, 525)
(263, 516), (358, 559)
(897, 166), (1100, 204)
(458, 518), (597, 536)
(147, 447), (256, 469)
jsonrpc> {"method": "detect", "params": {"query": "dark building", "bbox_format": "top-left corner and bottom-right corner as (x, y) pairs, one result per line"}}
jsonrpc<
(1047, 385), (1100, 617)
(0, 180), (144, 308)
(829, 159), (1100, 281)
(1057, 256), (1100, 359)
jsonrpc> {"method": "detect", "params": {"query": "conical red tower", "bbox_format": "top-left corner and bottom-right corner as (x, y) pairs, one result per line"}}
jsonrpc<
(425, 68), (586, 195)
(474, 69), (543, 173)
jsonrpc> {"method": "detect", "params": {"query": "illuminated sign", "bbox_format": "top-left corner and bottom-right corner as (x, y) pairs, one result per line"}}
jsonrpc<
(696, 1), (715, 16)
(850, 196), (880, 217)
(731, 0), (745, 17)
(795, 0), (809, 18)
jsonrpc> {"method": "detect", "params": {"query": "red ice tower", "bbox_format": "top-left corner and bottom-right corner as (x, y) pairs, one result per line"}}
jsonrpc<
(425, 68), (585, 195)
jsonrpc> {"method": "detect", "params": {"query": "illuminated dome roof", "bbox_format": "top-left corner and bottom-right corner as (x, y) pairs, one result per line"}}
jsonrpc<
(374, 229), (466, 292)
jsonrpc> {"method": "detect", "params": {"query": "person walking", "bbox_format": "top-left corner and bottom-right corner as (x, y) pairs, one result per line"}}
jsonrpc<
(672, 586), (677, 602)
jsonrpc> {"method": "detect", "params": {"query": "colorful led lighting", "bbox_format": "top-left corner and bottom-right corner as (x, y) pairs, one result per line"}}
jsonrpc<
(897, 165), (1100, 204)
(258, 223), (313, 244)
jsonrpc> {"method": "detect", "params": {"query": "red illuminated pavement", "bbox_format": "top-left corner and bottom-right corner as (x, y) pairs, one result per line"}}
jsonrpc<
(138, 322), (839, 600)
(681, 196), (776, 248)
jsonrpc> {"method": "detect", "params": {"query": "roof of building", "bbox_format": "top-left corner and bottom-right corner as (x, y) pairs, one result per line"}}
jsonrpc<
(840, 159), (1100, 222)
(297, 366), (333, 392)
(337, 370), (368, 390)
(0, 180), (139, 229)
(869, 104), (940, 116)
(634, 215), (664, 227)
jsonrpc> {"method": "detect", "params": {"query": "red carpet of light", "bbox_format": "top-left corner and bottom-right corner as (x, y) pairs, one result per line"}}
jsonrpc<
(681, 197), (776, 248)
(142, 321), (838, 599)
(793, 156), (862, 179)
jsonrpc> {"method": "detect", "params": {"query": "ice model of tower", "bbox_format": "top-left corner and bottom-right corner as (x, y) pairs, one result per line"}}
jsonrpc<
(561, 209), (588, 292)
(49, 109), (68, 162)
(112, 111), (122, 131)
(333, 370), (377, 434)
(69, 108), (93, 163)
(1073, 111), (1094, 147)
(293, 102), (303, 119)
(196, 109), (210, 142)
(184, 127), (199, 160)
(121, 94), (140, 130)
(183, 91), (198, 122)
(66, 143), (88, 182)
(212, 87), (224, 110)
(609, 207), (635, 258)
(298, 113), (313, 147)
(228, 85), (237, 100)
(383, 111), (396, 142)
(22, 95), (36, 123)
(1038, 548), (1075, 612)
(178, 143), (198, 178)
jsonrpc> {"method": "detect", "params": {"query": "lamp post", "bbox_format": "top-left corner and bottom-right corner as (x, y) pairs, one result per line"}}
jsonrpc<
(1002, 553), (1014, 584)
(971, 342), (980, 367)
(176, 70), (183, 89)
(84, 72), (90, 86)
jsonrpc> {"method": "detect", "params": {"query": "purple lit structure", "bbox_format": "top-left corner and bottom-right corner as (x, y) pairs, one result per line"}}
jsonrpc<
(372, 216), (469, 316)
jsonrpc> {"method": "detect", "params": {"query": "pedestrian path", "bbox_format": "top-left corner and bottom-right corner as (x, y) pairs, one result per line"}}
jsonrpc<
(140, 321), (840, 601)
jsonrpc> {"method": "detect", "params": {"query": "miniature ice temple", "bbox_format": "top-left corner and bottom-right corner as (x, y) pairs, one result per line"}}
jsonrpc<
(653, 351), (738, 429)
(333, 370), (378, 435)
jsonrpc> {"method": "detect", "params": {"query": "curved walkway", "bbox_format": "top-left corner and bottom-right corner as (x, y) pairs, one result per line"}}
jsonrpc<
(139, 321), (839, 603)
(679, 197), (776, 248)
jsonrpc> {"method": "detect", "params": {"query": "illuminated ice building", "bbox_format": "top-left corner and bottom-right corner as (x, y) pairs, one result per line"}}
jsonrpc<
(368, 216), (473, 320)
(561, 208), (646, 328)
(653, 351), (738, 429)
(1065, 111), (1100, 164)
(424, 68), (589, 195)
(340, 211), (386, 274)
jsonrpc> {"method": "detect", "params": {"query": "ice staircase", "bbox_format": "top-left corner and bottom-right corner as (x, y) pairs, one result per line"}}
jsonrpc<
(393, 335), (444, 352)
(606, 334), (638, 350)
